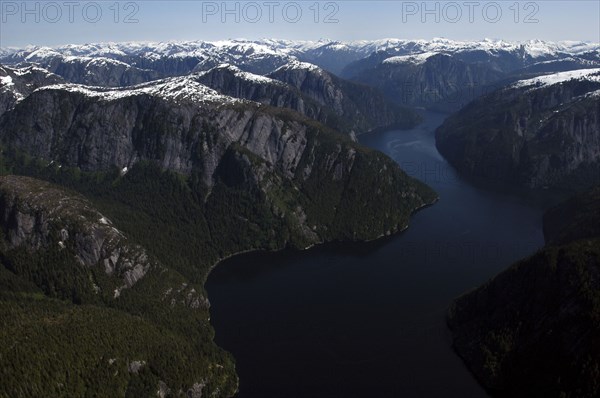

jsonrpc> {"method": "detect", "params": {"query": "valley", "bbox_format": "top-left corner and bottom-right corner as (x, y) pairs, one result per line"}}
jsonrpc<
(0, 36), (599, 398)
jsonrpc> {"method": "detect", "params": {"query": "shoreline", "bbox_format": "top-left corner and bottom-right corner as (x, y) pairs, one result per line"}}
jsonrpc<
(202, 194), (440, 286)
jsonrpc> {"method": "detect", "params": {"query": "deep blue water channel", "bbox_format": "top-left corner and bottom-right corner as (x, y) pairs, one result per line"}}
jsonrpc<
(206, 112), (546, 398)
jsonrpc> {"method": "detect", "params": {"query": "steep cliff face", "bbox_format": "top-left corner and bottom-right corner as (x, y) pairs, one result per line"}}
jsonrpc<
(436, 69), (600, 191)
(448, 186), (600, 398)
(0, 78), (294, 182)
(0, 175), (237, 397)
(0, 76), (436, 245)
(0, 64), (63, 116)
(195, 63), (420, 138)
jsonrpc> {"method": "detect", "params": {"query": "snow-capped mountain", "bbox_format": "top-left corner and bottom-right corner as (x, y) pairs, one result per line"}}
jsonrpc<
(337, 39), (599, 110)
(1, 38), (598, 110)
(2, 39), (298, 81)
(2, 38), (597, 77)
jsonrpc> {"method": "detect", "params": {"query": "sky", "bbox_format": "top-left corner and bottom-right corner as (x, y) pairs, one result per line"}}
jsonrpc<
(1, 0), (599, 48)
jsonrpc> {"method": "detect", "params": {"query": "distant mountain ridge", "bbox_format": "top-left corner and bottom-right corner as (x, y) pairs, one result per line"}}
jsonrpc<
(2, 38), (597, 112)
(3, 38), (596, 68)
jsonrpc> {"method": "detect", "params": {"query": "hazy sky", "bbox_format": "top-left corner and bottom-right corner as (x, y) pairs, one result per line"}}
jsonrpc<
(1, 1), (599, 47)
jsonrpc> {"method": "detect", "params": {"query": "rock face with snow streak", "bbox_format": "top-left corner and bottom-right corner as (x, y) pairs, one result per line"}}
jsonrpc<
(0, 77), (311, 183)
(435, 69), (600, 191)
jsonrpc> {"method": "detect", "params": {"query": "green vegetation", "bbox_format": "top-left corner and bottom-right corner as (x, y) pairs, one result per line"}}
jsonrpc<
(449, 186), (600, 398)
(0, 124), (435, 397)
(1, 128), (435, 281)
(0, 276), (236, 397)
(0, 175), (238, 397)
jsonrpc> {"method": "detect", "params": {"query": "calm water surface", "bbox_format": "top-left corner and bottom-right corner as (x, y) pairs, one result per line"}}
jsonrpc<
(206, 112), (545, 398)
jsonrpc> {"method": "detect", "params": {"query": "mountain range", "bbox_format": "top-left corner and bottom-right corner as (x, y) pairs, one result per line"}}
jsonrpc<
(2, 38), (598, 111)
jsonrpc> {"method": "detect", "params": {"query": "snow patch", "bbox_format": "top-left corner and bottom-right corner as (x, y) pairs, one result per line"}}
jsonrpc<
(383, 52), (438, 65)
(274, 59), (321, 73)
(203, 64), (279, 85)
(512, 68), (600, 90)
(0, 75), (14, 87)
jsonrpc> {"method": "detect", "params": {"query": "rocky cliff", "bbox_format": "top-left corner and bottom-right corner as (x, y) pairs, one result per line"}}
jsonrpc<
(436, 69), (600, 191)
(448, 186), (600, 398)
(0, 47), (438, 398)
(0, 175), (237, 397)
(0, 175), (161, 296)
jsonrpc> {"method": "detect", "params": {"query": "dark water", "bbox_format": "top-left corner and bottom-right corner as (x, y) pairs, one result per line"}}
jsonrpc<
(206, 112), (545, 398)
